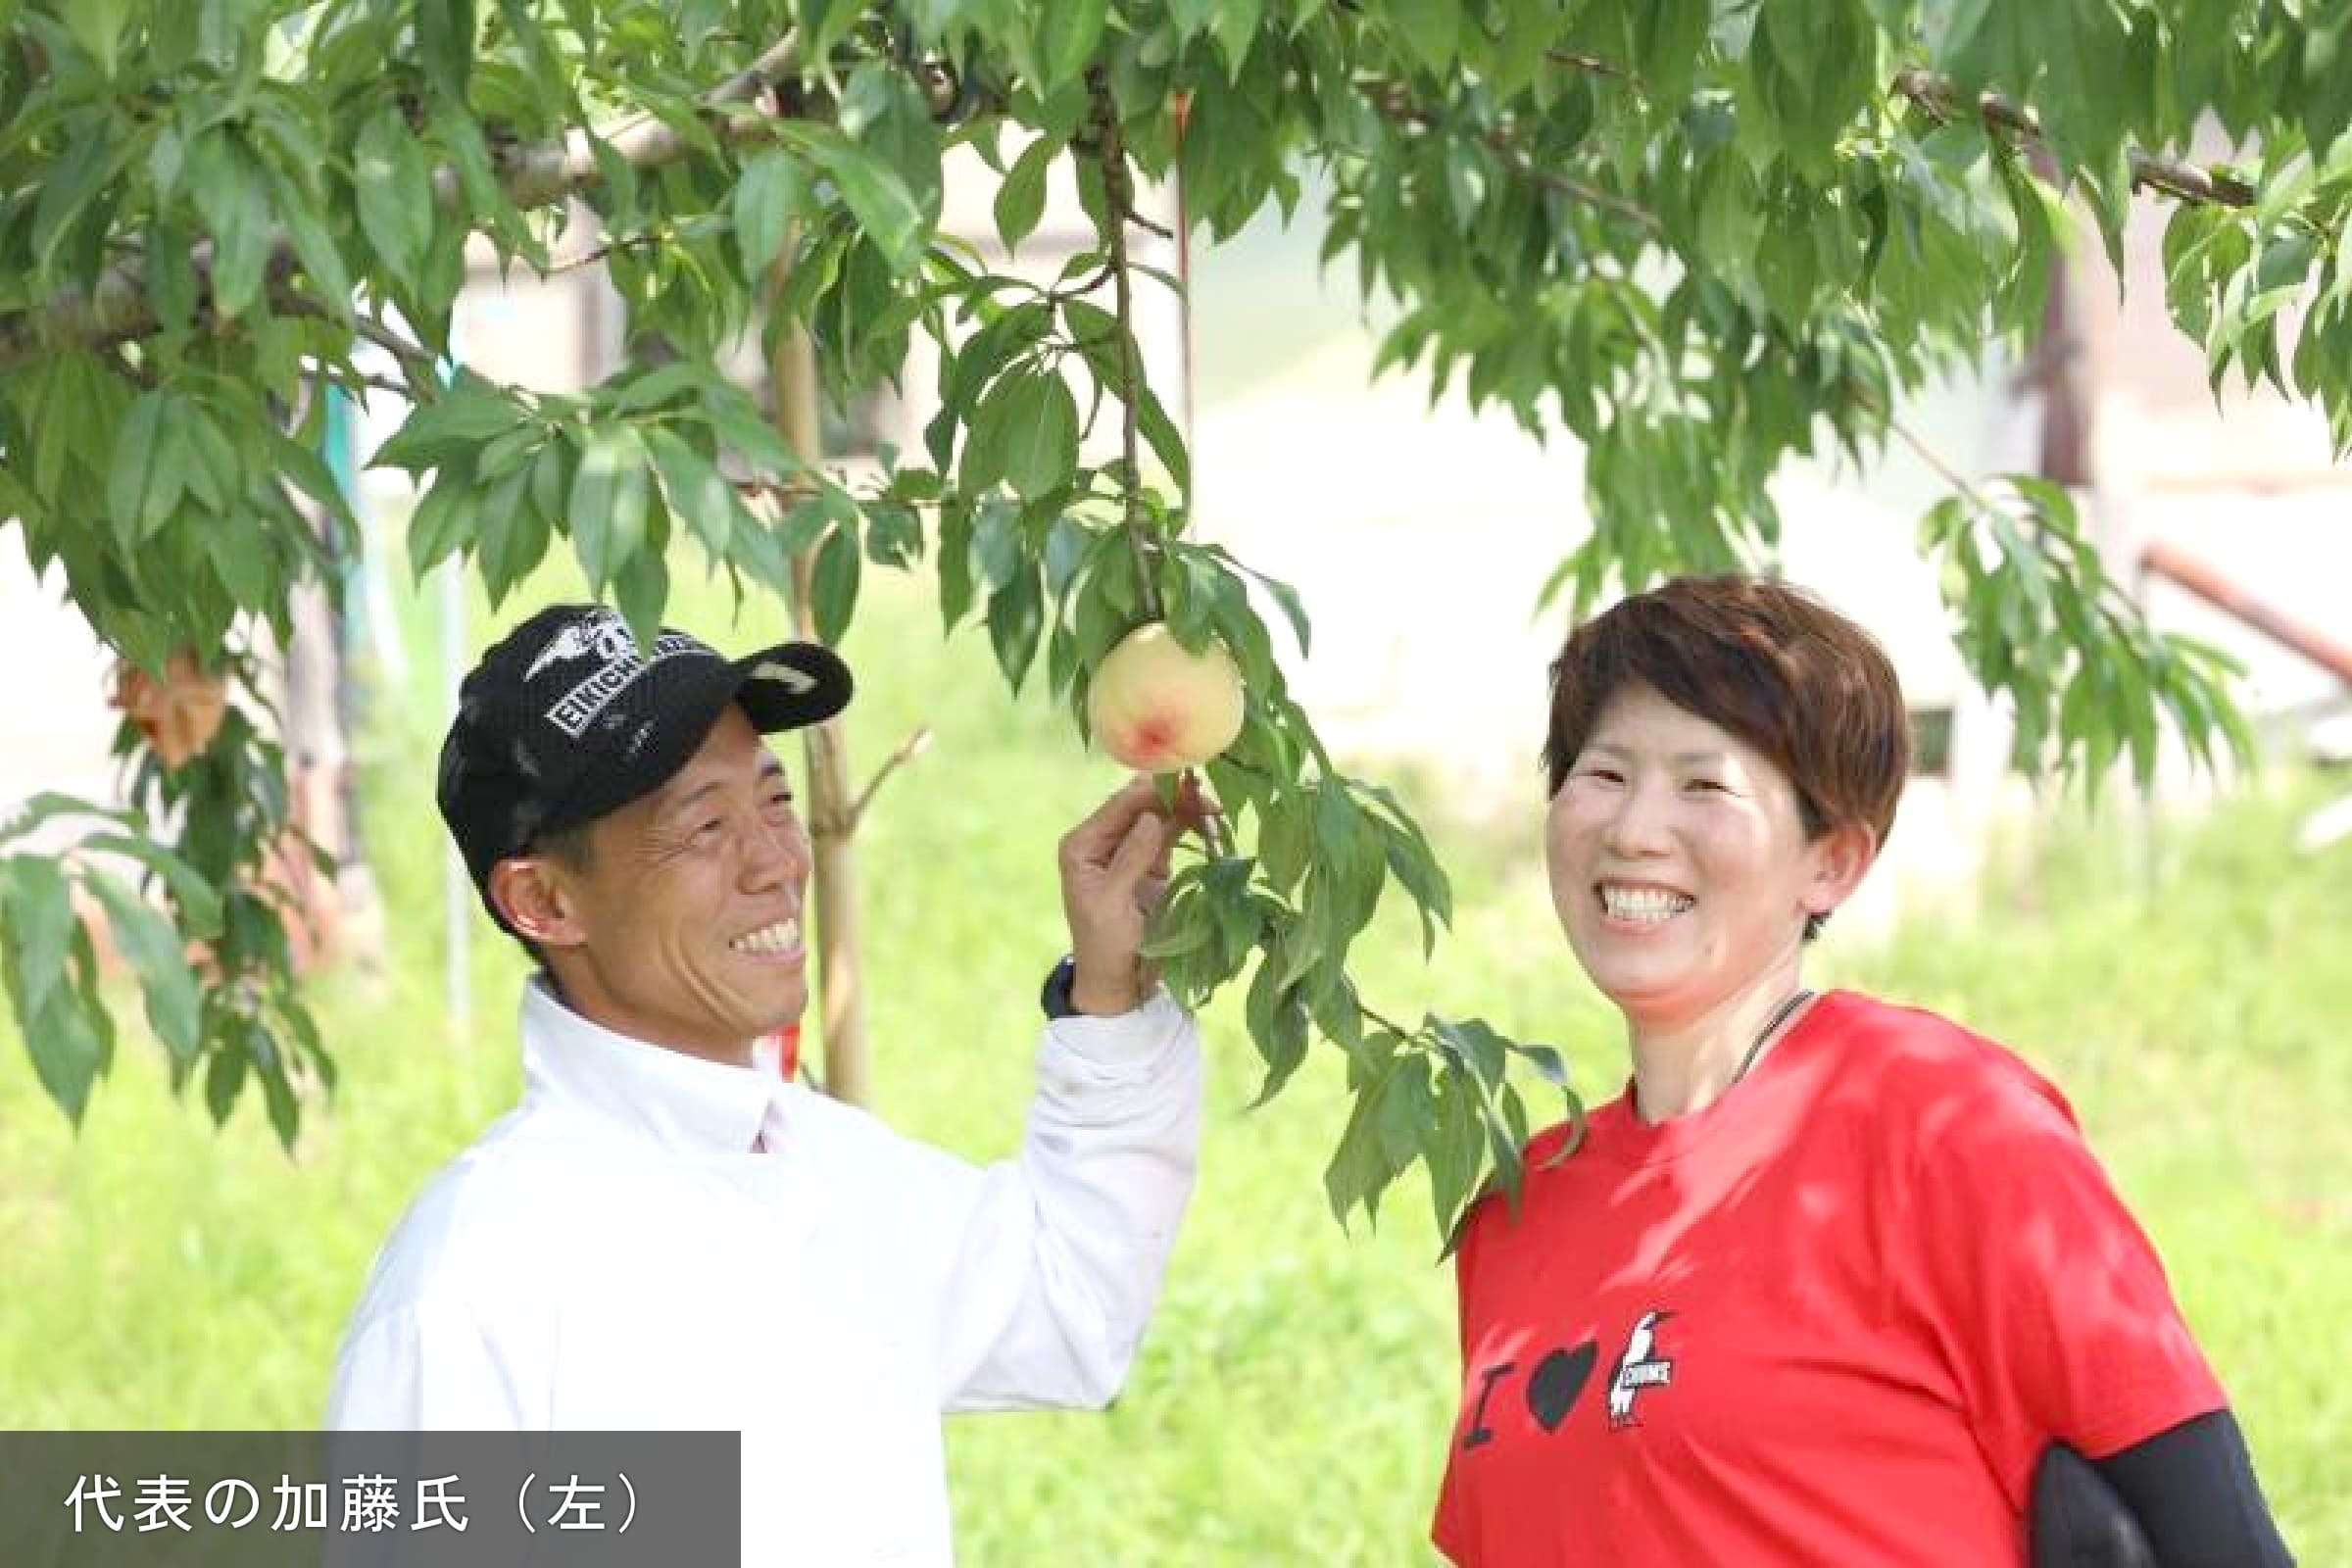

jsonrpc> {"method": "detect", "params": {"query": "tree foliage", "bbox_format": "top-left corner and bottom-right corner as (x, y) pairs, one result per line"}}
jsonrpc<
(3, 0), (2346, 1235)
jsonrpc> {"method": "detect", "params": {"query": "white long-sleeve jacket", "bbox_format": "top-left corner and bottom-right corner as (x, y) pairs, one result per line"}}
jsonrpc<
(326, 978), (1202, 1565)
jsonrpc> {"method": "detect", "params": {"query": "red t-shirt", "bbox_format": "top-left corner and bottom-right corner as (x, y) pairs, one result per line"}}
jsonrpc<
(1431, 990), (2226, 1567)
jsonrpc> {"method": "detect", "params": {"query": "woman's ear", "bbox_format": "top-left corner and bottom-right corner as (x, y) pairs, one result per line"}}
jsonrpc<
(488, 857), (586, 950)
(1802, 821), (1878, 924)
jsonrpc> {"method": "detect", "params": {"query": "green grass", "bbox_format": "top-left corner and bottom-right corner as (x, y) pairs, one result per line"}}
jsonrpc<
(4, 561), (2346, 1564)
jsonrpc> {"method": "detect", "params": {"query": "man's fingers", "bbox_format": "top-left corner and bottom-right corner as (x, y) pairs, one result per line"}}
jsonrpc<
(1061, 774), (1162, 865)
(1103, 810), (1167, 895)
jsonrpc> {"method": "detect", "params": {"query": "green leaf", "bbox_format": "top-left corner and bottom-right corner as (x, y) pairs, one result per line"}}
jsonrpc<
(182, 133), (271, 317)
(979, 372), (1079, 501)
(611, 363), (710, 415)
(204, 1038), (249, 1126)
(1228, 553), (1308, 656)
(863, 499), (922, 567)
(0, 856), (77, 1021)
(1381, 825), (1450, 956)
(1133, 380), (1191, 495)
(1167, 0), (1216, 42)
(733, 149), (808, 280)
(1322, 1049), (1414, 1226)
(567, 425), (652, 590)
(370, 387), (524, 473)
(416, 0), (476, 106)
(269, 165), (355, 318)
(472, 464), (547, 605)
(255, 1029), (301, 1150)
(22, 972), (108, 1126)
(207, 510), (276, 605)
(837, 59), (942, 221)
(59, 0), (130, 76)
(1259, 796), (1309, 894)
(405, 475), (479, 575)
(354, 106), (434, 283)
(0, 794), (136, 851)
(612, 540), (671, 651)
(146, 217), (200, 332)
(936, 500), (977, 629)
(995, 134), (1057, 251)
(1244, 949), (1312, 1103)
(81, 869), (202, 1064)
(1388, 0), (1457, 72)
(1042, 514), (1091, 596)
(430, 99), (540, 261)
(30, 118), (118, 280)
(177, 405), (240, 509)
(646, 428), (744, 563)
(700, 387), (808, 481)
(583, 125), (642, 229)
(1037, 0), (1108, 85)
(1210, 0), (1266, 72)
(770, 494), (830, 561)
(806, 135), (928, 273)
(2303, 18), (2352, 163)
(1139, 887), (1216, 962)
(810, 521), (862, 644)
(986, 564), (1046, 691)
(969, 493), (1025, 591)
(106, 391), (175, 544)
(1377, 1054), (1433, 1171)
(529, 434), (575, 524)
(1631, 0), (1711, 104)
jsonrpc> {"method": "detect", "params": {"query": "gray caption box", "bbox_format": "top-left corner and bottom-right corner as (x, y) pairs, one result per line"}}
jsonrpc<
(5, 1431), (740, 1567)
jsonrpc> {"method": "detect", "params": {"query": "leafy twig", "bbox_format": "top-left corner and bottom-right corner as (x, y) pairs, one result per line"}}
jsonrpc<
(0, 32), (807, 366)
(1891, 68), (2256, 207)
(493, 32), (808, 208)
(1545, 49), (1644, 93)
(1086, 70), (1165, 623)
(848, 726), (932, 827)
(1360, 81), (1663, 235)
(544, 230), (673, 274)
(350, 313), (439, 379)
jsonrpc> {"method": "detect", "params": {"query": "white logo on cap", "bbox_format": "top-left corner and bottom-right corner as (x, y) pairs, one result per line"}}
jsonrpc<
(746, 659), (818, 696)
(536, 612), (703, 737)
(524, 615), (633, 683)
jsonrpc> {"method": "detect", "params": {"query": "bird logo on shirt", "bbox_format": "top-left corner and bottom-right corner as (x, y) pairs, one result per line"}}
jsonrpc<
(1606, 1309), (1675, 1429)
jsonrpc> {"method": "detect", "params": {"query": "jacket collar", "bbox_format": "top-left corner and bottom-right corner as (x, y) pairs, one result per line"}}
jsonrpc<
(517, 978), (772, 1153)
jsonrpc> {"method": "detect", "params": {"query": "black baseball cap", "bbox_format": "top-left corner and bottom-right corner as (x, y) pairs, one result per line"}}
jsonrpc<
(438, 604), (852, 930)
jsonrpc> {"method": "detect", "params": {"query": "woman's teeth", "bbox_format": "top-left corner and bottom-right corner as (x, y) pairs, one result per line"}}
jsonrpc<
(1599, 885), (1693, 923)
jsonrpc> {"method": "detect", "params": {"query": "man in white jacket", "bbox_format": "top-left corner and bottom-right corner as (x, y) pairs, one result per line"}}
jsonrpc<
(328, 604), (1206, 1565)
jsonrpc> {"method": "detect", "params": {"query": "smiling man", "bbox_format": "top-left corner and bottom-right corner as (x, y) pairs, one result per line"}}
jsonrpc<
(327, 605), (1207, 1565)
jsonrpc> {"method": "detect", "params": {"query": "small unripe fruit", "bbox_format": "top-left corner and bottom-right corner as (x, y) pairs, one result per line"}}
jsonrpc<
(1087, 622), (1245, 772)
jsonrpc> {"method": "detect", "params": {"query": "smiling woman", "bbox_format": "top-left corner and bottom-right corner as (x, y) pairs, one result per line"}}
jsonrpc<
(1431, 576), (2293, 1568)
(1537, 581), (1903, 1110)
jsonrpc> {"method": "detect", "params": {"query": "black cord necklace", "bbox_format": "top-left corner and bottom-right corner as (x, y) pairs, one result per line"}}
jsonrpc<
(1728, 988), (1816, 1089)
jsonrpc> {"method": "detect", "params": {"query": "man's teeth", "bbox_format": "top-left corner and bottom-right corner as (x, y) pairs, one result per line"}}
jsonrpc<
(1600, 886), (1693, 922)
(730, 918), (801, 955)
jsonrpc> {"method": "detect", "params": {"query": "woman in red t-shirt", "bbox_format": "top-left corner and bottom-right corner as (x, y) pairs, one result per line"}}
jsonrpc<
(1432, 575), (2291, 1567)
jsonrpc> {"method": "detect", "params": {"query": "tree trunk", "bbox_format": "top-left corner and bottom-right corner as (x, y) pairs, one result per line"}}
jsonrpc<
(769, 313), (872, 1107)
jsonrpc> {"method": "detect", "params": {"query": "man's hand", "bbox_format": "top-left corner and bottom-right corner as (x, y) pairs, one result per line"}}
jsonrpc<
(1056, 773), (1220, 1016)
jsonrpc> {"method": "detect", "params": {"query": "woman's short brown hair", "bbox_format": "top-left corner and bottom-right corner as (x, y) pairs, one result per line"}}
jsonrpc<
(1543, 575), (1910, 856)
